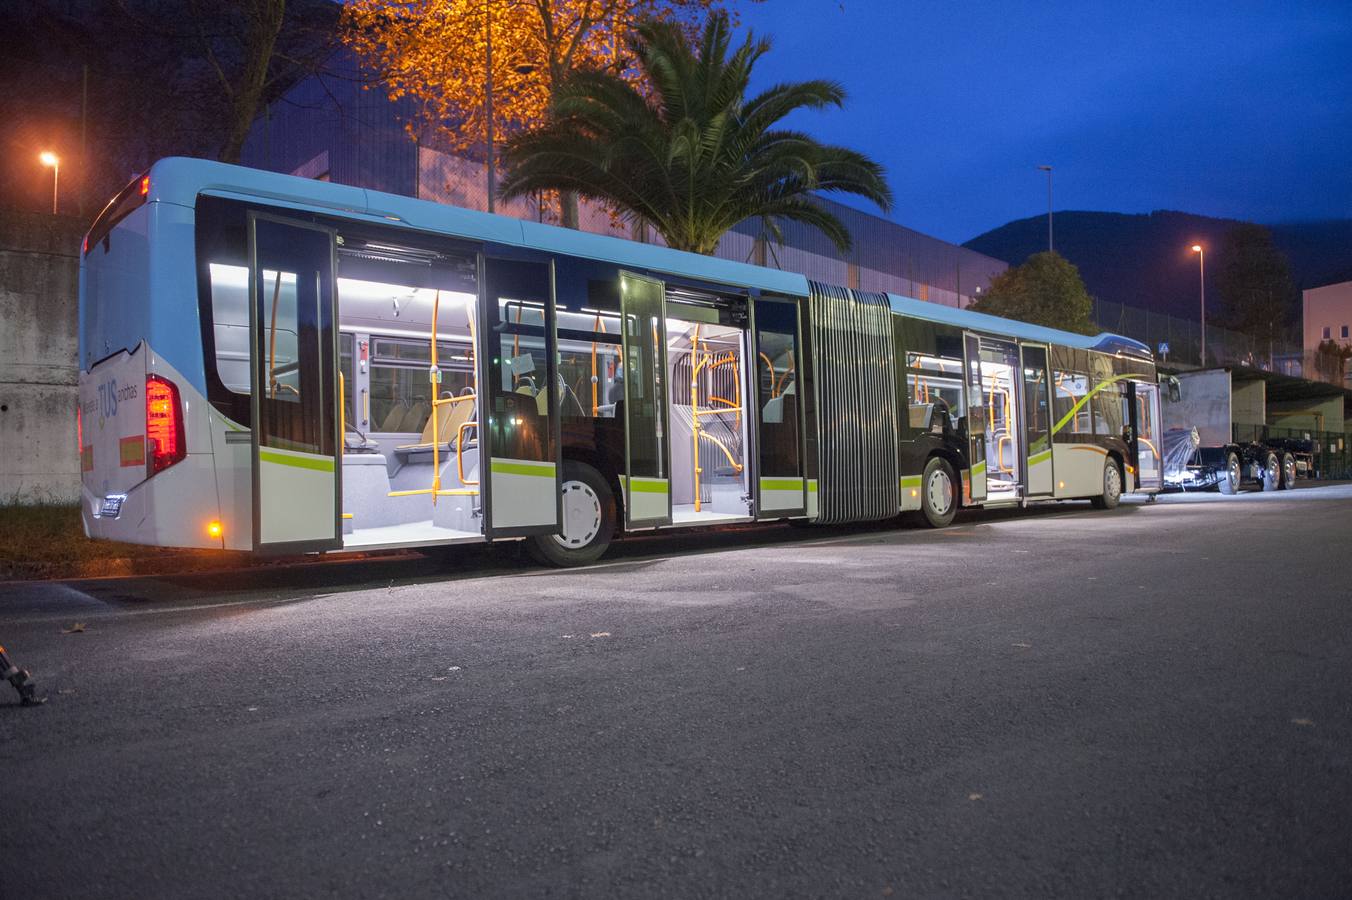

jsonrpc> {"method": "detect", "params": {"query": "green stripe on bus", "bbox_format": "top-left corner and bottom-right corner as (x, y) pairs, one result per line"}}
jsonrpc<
(900, 475), (922, 489)
(971, 461), (986, 475)
(760, 478), (804, 492)
(807, 480), (818, 493)
(491, 460), (557, 478)
(1028, 449), (1052, 465)
(628, 478), (668, 494)
(259, 449), (334, 473)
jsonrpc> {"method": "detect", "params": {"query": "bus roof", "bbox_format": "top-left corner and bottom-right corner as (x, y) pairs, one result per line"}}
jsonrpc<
(142, 157), (1150, 361)
(885, 293), (1153, 359)
(143, 156), (811, 298)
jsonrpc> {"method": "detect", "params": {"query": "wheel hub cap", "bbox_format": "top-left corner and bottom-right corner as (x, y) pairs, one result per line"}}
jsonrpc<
(928, 469), (953, 515)
(554, 480), (601, 549)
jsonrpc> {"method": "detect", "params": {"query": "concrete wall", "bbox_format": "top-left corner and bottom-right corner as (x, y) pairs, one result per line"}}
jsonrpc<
(1303, 280), (1352, 354)
(1267, 396), (1345, 434)
(0, 212), (83, 503)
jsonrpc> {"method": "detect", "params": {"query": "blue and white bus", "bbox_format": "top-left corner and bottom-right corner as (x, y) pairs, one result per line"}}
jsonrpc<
(77, 158), (1162, 565)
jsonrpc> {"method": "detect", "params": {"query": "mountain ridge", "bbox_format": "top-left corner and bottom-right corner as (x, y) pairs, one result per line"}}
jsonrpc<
(963, 210), (1352, 321)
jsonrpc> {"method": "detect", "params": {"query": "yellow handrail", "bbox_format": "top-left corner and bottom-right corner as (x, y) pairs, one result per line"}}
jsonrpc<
(591, 313), (606, 416)
(457, 420), (479, 486)
(698, 431), (745, 474)
(758, 351), (776, 398)
(388, 291), (481, 501)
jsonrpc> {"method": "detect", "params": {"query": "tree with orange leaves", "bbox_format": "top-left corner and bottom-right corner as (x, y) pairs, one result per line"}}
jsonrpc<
(342, 0), (732, 227)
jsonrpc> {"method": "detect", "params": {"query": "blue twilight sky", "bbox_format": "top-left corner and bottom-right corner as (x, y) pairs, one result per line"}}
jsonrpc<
(734, 0), (1352, 244)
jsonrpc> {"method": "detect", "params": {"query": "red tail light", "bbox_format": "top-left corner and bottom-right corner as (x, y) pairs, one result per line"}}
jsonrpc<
(145, 374), (185, 476)
(139, 175), (150, 197)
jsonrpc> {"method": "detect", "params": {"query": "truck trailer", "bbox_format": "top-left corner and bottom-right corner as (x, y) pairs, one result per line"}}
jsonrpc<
(1160, 368), (1309, 493)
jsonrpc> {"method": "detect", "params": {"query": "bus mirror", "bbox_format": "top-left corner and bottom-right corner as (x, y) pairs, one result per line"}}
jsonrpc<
(1165, 376), (1182, 403)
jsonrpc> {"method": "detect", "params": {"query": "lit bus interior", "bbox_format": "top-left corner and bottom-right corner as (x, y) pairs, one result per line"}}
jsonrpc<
(208, 225), (759, 548)
(667, 306), (751, 524)
(975, 338), (1022, 501)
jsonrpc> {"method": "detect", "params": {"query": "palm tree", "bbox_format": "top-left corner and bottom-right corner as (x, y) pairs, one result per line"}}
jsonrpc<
(499, 11), (892, 256)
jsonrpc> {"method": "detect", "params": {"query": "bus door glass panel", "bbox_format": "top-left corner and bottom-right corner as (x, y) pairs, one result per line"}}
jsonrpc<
(978, 337), (1021, 498)
(1021, 344), (1054, 496)
(1132, 381), (1163, 490)
(249, 216), (339, 551)
(480, 257), (560, 537)
(619, 272), (671, 528)
(962, 333), (987, 502)
(753, 296), (805, 517)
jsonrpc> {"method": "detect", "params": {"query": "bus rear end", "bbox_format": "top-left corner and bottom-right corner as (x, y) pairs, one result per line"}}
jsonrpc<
(79, 171), (226, 550)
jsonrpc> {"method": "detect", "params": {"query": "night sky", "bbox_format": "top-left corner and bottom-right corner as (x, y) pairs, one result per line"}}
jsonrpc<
(736, 0), (1352, 244)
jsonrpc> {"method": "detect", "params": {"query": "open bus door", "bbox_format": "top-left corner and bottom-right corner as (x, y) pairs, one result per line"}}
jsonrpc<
(478, 256), (563, 539)
(962, 332), (988, 503)
(618, 272), (672, 529)
(1131, 381), (1164, 491)
(248, 215), (342, 552)
(752, 295), (806, 518)
(1021, 344), (1055, 496)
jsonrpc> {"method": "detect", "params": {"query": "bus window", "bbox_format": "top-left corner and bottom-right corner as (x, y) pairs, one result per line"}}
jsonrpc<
(756, 303), (799, 473)
(905, 351), (963, 431)
(1093, 379), (1125, 438)
(1053, 371), (1091, 434)
(369, 337), (472, 434)
(207, 262), (252, 395)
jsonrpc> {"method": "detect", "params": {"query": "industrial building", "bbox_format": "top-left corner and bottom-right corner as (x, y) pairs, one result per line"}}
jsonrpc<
(240, 52), (1008, 310)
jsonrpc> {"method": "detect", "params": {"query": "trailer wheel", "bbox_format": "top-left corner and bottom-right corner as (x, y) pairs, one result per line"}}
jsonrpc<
(526, 461), (616, 567)
(1217, 452), (1241, 495)
(1260, 452), (1281, 492)
(917, 457), (958, 528)
(1090, 458), (1123, 510)
(1280, 453), (1297, 490)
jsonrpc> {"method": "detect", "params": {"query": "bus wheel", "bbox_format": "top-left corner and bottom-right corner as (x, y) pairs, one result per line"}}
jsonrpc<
(1280, 453), (1297, 490)
(1217, 452), (1241, 495)
(1261, 452), (1281, 491)
(527, 461), (616, 567)
(918, 457), (957, 528)
(1090, 458), (1122, 509)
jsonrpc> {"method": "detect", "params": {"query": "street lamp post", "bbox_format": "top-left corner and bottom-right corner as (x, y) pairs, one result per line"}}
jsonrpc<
(1037, 165), (1053, 253)
(40, 151), (59, 215)
(1191, 244), (1206, 366)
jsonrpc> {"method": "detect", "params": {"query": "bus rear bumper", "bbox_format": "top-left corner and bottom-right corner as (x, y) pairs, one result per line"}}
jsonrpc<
(82, 452), (225, 550)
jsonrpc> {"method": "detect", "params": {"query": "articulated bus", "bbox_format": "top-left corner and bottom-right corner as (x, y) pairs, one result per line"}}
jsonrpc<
(77, 158), (1162, 565)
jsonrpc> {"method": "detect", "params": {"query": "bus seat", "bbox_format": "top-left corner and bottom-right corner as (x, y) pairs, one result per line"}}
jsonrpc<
(396, 396), (475, 453)
(377, 403), (409, 433)
(397, 401), (430, 434)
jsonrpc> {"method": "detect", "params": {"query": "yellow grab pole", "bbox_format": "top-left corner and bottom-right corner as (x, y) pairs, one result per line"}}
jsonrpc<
(691, 325), (703, 512)
(430, 290), (441, 504)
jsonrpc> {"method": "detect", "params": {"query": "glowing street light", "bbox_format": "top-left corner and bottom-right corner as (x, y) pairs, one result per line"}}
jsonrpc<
(1191, 244), (1206, 365)
(39, 151), (60, 215)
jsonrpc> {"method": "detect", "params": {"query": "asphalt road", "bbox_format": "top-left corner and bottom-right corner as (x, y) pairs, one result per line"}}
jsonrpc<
(3, 485), (1351, 898)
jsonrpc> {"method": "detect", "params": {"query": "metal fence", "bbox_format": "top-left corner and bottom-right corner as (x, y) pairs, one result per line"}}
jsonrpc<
(1093, 298), (1302, 373)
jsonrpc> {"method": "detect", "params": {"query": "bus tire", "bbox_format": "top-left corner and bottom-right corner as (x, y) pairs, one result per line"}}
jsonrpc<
(1280, 453), (1297, 490)
(527, 461), (616, 567)
(1217, 452), (1241, 495)
(918, 457), (958, 528)
(1261, 452), (1281, 492)
(1090, 458), (1122, 510)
